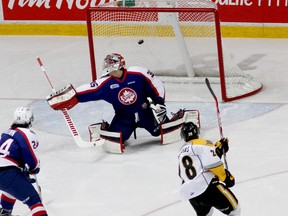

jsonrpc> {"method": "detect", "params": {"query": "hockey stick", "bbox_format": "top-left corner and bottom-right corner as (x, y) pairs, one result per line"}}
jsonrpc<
(36, 57), (105, 148)
(33, 174), (42, 201)
(205, 78), (228, 169)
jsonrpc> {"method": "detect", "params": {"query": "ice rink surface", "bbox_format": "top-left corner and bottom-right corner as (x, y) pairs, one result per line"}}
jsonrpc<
(0, 36), (288, 215)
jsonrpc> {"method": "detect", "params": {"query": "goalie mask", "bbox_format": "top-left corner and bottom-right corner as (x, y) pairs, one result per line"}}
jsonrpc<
(13, 106), (34, 127)
(102, 53), (126, 77)
(181, 122), (199, 142)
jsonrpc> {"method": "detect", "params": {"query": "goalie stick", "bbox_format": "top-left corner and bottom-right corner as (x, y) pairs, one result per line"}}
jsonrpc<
(205, 78), (228, 169)
(36, 57), (105, 148)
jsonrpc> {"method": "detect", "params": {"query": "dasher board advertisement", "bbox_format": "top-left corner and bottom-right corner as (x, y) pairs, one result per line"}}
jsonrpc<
(1, 0), (288, 23)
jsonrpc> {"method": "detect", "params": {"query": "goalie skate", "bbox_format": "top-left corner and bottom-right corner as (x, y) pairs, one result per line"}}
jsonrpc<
(161, 109), (200, 144)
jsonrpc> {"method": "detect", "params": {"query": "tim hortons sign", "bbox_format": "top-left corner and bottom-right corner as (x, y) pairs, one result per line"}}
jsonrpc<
(1, 0), (288, 22)
(1, 0), (112, 20)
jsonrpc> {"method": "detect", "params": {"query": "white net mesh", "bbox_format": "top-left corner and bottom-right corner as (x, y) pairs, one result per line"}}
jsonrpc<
(87, 0), (262, 101)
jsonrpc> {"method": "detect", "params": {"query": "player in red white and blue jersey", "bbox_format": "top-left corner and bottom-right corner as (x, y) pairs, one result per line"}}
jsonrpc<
(0, 107), (48, 216)
(47, 53), (172, 153)
(76, 54), (168, 139)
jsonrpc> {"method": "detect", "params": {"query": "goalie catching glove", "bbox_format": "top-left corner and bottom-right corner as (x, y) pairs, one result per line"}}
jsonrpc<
(47, 83), (78, 110)
(147, 97), (167, 124)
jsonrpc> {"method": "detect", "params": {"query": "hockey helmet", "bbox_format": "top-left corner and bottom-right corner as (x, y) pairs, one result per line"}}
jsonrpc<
(13, 106), (34, 127)
(102, 53), (126, 77)
(181, 122), (199, 142)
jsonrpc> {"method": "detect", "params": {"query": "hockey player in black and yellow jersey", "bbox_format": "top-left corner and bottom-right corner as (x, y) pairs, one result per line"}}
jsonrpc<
(178, 122), (241, 216)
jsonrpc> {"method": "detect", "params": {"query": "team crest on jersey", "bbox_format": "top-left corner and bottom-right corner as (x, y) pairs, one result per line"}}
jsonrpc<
(118, 88), (137, 105)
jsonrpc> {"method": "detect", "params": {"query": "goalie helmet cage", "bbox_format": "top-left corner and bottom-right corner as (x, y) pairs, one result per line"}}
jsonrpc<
(86, 0), (262, 102)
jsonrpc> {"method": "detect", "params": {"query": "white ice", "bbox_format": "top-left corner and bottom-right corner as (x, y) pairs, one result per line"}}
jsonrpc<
(0, 36), (288, 216)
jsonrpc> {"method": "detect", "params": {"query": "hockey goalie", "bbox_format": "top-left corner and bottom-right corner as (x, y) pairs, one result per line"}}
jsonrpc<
(46, 53), (200, 154)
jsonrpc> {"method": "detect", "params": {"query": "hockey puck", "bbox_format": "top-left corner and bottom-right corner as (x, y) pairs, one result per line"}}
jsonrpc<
(138, 39), (144, 45)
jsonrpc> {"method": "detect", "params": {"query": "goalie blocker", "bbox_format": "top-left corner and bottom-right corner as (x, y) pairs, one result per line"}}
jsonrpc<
(89, 109), (200, 154)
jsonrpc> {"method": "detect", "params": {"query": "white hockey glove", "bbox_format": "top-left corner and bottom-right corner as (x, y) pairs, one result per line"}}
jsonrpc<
(147, 97), (167, 124)
(47, 83), (78, 110)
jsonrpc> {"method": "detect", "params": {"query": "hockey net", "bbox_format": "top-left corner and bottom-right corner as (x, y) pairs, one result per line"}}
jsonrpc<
(86, 0), (262, 102)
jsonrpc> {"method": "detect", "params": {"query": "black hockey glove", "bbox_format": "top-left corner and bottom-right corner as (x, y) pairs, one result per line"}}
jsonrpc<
(215, 137), (229, 158)
(224, 169), (235, 188)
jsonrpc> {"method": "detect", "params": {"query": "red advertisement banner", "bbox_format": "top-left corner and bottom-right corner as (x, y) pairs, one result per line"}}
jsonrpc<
(1, 0), (111, 21)
(213, 0), (288, 23)
(1, 0), (288, 23)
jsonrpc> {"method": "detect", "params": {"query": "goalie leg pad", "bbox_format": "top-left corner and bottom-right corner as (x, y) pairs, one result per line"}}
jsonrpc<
(161, 118), (183, 144)
(89, 123), (102, 141)
(161, 110), (200, 144)
(101, 140), (123, 154)
(183, 110), (200, 128)
(89, 123), (124, 154)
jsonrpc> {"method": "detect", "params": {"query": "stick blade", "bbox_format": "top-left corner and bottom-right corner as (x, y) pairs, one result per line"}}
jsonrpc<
(205, 77), (217, 99)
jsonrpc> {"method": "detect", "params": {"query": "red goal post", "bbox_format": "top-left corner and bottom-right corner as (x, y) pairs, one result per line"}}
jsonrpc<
(86, 0), (262, 102)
